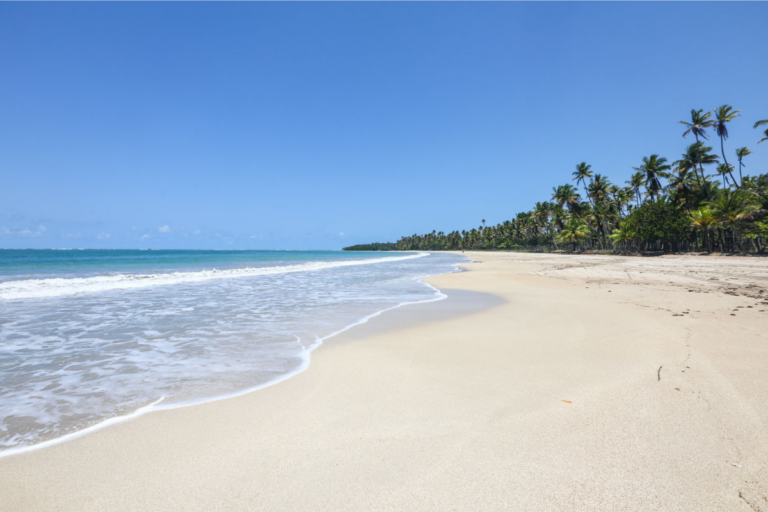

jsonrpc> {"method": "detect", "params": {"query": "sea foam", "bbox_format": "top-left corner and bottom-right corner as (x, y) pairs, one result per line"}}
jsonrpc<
(0, 250), (464, 454)
(0, 252), (428, 300)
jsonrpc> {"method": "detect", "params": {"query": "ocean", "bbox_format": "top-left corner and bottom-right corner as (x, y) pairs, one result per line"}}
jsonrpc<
(0, 249), (466, 456)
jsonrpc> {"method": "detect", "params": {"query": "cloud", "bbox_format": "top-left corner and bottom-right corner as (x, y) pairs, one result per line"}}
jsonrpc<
(339, 232), (345, 236)
(193, 230), (201, 235)
(159, 225), (171, 233)
(97, 233), (111, 240)
(62, 232), (82, 239)
(141, 234), (151, 240)
(0, 225), (47, 237)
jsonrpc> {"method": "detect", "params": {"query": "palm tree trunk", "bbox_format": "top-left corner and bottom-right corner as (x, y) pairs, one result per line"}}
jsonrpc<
(720, 136), (740, 188)
(702, 228), (710, 253)
(693, 133), (708, 193)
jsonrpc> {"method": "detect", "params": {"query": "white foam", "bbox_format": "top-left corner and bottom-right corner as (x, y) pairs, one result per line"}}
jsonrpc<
(0, 253), (429, 300)
(0, 266), (461, 460)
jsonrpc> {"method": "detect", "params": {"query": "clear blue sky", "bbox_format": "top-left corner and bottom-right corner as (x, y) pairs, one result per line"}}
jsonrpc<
(1, 2), (766, 249)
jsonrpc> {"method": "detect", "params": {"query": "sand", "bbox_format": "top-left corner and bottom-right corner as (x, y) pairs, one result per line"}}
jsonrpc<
(1, 252), (767, 511)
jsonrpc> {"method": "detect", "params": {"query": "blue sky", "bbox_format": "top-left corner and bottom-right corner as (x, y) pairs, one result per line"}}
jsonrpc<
(1, 2), (766, 249)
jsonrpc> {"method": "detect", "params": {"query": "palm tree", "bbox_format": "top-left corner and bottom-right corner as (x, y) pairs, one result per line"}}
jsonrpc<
(361, 104), (768, 255)
(716, 163), (734, 187)
(697, 178), (722, 207)
(680, 109), (713, 141)
(588, 174), (611, 204)
(551, 204), (567, 231)
(532, 202), (551, 231)
(668, 165), (697, 208)
(558, 219), (589, 248)
(633, 154), (671, 201)
(551, 184), (581, 216)
(712, 105), (741, 187)
(689, 206), (717, 253)
(616, 188), (633, 216)
(735, 147), (751, 184)
(705, 188), (761, 252)
(626, 172), (645, 206)
(609, 222), (637, 252)
(755, 119), (768, 144)
(572, 163), (593, 204)
(674, 142), (719, 194)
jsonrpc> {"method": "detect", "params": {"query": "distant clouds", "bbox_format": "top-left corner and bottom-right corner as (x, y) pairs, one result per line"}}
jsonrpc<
(0, 212), (320, 249)
(0, 225), (47, 237)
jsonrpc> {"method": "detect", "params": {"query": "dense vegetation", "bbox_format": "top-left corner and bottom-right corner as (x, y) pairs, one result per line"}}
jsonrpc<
(345, 106), (768, 254)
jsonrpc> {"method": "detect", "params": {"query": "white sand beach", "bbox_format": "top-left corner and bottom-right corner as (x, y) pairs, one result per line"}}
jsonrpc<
(1, 252), (767, 511)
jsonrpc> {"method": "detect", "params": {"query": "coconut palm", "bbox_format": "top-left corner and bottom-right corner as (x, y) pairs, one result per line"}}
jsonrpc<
(716, 163), (734, 187)
(712, 105), (741, 186)
(680, 109), (713, 141)
(689, 206), (717, 253)
(609, 222), (637, 251)
(558, 219), (589, 247)
(551, 184), (581, 215)
(616, 188), (633, 216)
(735, 147), (751, 184)
(572, 163), (593, 204)
(755, 119), (768, 144)
(626, 172), (645, 206)
(352, 105), (768, 255)
(705, 188), (761, 252)
(633, 155), (671, 201)
(696, 178), (722, 206)
(587, 174), (611, 205)
(674, 142), (719, 193)
(668, 165), (697, 208)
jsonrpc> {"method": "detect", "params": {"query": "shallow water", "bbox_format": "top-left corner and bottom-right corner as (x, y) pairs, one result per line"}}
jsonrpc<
(0, 250), (466, 453)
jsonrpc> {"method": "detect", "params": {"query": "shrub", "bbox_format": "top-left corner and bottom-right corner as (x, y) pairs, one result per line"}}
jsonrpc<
(624, 199), (691, 249)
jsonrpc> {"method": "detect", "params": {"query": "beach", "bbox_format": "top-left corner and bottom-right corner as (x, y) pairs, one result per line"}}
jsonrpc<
(1, 251), (767, 511)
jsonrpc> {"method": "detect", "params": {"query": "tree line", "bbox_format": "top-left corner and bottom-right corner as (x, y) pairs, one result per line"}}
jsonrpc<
(345, 106), (768, 254)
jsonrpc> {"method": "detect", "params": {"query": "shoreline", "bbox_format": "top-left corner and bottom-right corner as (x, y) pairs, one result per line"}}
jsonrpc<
(2, 252), (767, 510)
(0, 257), (469, 460)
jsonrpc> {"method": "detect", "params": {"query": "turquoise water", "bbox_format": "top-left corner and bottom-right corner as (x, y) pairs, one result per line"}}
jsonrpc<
(0, 250), (466, 454)
(0, 249), (399, 281)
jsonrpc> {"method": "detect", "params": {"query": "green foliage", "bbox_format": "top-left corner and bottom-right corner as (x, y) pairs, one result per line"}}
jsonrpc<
(343, 242), (398, 251)
(557, 220), (589, 245)
(344, 104), (768, 254)
(623, 200), (692, 246)
(608, 222), (635, 245)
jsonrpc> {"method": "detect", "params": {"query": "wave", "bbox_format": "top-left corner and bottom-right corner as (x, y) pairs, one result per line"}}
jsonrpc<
(0, 270), (454, 460)
(0, 253), (430, 300)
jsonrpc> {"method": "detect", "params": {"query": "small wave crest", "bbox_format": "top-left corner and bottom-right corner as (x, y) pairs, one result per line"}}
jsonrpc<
(0, 253), (429, 300)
